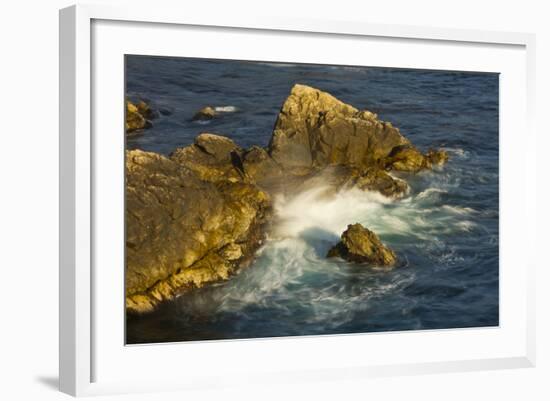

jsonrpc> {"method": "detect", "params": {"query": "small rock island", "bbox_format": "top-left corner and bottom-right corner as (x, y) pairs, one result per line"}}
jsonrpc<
(327, 223), (396, 266)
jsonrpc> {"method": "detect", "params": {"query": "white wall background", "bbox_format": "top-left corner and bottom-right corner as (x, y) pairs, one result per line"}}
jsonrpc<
(0, 0), (547, 399)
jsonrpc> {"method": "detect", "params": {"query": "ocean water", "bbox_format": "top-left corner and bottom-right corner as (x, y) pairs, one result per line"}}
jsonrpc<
(125, 56), (499, 343)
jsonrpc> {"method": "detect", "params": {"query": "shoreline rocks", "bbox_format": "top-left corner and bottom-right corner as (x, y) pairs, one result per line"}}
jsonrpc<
(327, 223), (397, 267)
(126, 99), (156, 135)
(125, 84), (447, 313)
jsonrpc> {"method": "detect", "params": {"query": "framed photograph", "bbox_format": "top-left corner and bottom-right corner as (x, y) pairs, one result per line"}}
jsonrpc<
(59, 4), (536, 396)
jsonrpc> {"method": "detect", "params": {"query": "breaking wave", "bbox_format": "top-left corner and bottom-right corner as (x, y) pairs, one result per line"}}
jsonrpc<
(168, 175), (488, 335)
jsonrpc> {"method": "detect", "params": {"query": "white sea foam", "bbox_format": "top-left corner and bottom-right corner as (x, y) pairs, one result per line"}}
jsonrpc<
(256, 62), (298, 68)
(456, 220), (477, 232)
(443, 147), (470, 159)
(272, 186), (391, 239)
(214, 106), (238, 113)
(415, 187), (447, 201)
(441, 205), (476, 215)
(209, 182), (478, 319)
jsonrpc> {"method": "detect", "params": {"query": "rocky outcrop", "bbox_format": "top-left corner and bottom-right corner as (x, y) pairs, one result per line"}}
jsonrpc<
(268, 84), (447, 176)
(126, 99), (156, 135)
(125, 84), (448, 312)
(327, 223), (396, 266)
(125, 149), (271, 313)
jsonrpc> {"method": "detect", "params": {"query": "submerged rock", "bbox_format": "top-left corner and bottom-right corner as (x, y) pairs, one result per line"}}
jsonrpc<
(192, 106), (240, 121)
(425, 149), (449, 167)
(327, 223), (396, 266)
(125, 149), (271, 313)
(192, 106), (217, 121)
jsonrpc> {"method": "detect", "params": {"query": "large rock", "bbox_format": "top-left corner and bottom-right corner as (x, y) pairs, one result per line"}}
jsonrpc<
(268, 84), (447, 175)
(327, 223), (396, 266)
(170, 85), (446, 197)
(125, 149), (271, 313)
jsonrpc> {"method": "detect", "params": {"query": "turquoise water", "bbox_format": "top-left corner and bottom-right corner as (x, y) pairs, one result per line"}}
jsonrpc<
(125, 56), (499, 343)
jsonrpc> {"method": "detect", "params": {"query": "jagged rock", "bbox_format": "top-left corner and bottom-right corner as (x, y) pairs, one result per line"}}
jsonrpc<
(268, 84), (447, 177)
(170, 133), (245, 183)
(383, 145), (427, 172)
(126, 100), (147, 133)
(425, 149), (449, 166)
(327, 223), (396, 266)
(348, 168), (409, 198)
(125, 149), (271, 313)
(192, 106), (217, 121)
(136, 100), (157, 120)
(268, 84), (407, 173)
(383, 145), (449, 172)
(126, 99), (155, 135)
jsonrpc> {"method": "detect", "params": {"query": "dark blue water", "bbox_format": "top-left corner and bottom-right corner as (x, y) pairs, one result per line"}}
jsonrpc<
(125, 56), (499, 344)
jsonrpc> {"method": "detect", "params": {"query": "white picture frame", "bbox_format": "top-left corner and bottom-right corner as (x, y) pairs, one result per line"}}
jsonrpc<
(59, 3), (536, 397)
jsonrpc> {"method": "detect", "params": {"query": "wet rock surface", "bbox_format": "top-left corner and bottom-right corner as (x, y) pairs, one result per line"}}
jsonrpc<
(327, 223), (397, 266)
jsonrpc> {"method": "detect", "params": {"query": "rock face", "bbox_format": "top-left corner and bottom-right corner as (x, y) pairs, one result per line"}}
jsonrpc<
(327, 223), (396, 266)
(242, 146), (284, 183)
(125, 84), (447, 312)
(268, 84), (446, 175)
(125, 149), (271, 313)
(126, 100), (155, 135)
